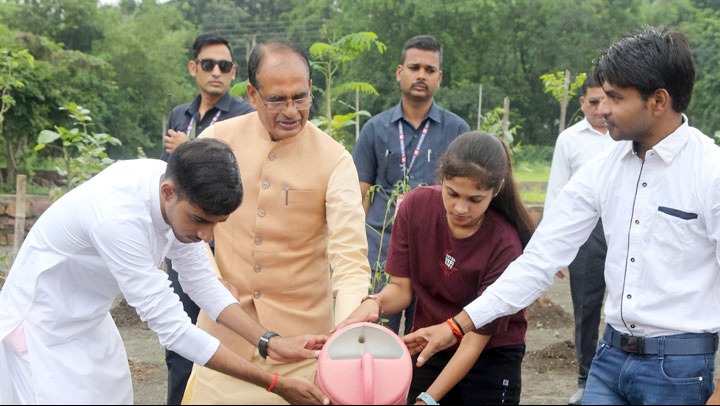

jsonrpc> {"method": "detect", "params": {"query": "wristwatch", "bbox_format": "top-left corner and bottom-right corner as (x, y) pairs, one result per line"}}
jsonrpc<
(360, 294), (382, 314)
(416, 391), (439, 405)
(258, 331), (281, 359)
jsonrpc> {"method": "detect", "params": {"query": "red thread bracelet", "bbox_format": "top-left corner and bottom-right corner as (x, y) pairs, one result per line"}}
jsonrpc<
(266, 372), (279, 392)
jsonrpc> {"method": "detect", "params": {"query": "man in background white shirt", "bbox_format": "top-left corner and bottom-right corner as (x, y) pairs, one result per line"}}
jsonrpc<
(545, 76), (614, 405)
(404, 26), (720, 405)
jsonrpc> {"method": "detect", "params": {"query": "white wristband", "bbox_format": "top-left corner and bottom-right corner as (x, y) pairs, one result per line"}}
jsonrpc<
(416, 391), (439, 405)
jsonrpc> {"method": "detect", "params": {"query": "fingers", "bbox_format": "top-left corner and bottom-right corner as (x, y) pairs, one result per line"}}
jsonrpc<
(415, 343), (438, 367)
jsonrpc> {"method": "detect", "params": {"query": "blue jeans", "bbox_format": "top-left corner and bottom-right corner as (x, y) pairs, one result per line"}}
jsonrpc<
(584, 334), (716, 404)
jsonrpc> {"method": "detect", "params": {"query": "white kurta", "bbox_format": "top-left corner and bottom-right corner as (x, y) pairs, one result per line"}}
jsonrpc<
(0, 159), (236, 404)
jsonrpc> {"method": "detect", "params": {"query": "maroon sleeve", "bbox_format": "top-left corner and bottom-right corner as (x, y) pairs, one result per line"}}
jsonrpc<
(385, 190), (413, 279)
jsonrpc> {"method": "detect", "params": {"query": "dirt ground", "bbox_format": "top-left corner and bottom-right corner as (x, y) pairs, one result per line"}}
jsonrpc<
(113, 276), (586, 405)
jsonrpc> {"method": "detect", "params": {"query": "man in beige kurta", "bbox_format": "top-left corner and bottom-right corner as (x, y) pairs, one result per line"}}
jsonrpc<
(184, 40), (371, 404)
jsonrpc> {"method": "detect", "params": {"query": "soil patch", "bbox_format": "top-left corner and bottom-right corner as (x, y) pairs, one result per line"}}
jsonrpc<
(111, 298), (144, 328)
(524, 339), (577, 372)
(525, 296), (574, 329)
(524, 297), (577, 372)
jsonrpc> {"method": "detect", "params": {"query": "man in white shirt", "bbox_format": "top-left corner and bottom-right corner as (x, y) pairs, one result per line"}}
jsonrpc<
(0, 138), (330, 405)
(545, 76), (614, 405)
(404, 26), (720, 405)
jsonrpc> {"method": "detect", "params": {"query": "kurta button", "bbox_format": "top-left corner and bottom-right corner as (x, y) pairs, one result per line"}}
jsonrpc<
(627, 294), (632, 299)
(642, 182), (647, 187)
(258, 209), (265, 217)
(268, 153), (277, 161)
(254, 265), (261, 272)
(253, 291), (261, 299)
(630, 257), (635, 262)
(634, 219), (639, 224)
(262, 181), (270, 189)
(630, 324), (635, 328)
(255, 237), (262, 245)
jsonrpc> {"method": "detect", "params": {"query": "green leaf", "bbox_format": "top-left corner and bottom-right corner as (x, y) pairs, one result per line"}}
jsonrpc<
(37, 129), (61, 144)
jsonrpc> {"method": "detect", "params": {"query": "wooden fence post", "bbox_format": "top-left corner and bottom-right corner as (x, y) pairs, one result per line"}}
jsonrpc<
(476, 84), (483, 130)
(13, 174), (27, 258)
(559, 68), (571, 133)
(502, 96), (510, 133)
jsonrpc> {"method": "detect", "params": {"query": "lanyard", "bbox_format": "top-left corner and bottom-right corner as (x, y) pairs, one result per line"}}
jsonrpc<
(186, 110), (222, 138)
(397, 120), (430, 178)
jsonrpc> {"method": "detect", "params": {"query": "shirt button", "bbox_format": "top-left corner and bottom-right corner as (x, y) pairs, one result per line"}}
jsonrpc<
(255, 236), (262, 245)
(262, 181), (270, 189)
(268, 153), (277, 161)
(630, 324), (635, 328)
(627, 294), (632, 299)
(254, 265), (261, 273)
(630, 257), (635, 262)
(258, 209), (265, 217)
(253, 291), (261, 299)
(642, 182), (647, 187)
(634, 219), (640, 224)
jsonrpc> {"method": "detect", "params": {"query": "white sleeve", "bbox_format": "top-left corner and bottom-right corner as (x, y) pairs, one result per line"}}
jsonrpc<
(465, 162), (601, 328)
(545, 132), (572, 211)
(89, 219), (226, 365)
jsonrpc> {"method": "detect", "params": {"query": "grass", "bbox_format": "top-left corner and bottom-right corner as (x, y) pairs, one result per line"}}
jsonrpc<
(514, 159), (550, 204)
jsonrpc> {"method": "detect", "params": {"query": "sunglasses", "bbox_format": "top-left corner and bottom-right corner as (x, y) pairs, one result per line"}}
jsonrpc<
(196, 58), (234, 73)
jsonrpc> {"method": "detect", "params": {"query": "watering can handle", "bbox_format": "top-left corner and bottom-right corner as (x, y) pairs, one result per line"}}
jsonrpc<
(361, 352), (374, 404)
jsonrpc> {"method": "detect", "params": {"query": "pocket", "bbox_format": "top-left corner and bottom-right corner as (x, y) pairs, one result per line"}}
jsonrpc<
(649, 206), (700, 250)
(280, 188), (316, 206)
(383, 152), (405, 186)
(659, 353), (712, 382)
(657, 206), (698, 220)
(593, 339), (610, 360)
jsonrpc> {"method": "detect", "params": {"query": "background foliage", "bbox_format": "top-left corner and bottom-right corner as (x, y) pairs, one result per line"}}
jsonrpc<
(0, 0), (719, 190)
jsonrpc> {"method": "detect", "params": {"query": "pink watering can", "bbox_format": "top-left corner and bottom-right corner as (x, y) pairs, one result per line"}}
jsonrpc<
(315, 322), (412, 405)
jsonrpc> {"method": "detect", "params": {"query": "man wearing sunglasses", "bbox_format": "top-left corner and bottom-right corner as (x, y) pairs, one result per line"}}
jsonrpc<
(545, 75), (613, 406)
(182, 39), (371, 404)
(160, 32), (254, 406)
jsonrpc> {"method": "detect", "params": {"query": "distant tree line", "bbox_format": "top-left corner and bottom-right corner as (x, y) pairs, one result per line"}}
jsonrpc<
(1, 0), (719, 188)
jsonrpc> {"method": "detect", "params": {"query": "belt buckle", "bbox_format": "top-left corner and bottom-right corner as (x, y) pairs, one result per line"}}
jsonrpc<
(620, 335), (644, 353)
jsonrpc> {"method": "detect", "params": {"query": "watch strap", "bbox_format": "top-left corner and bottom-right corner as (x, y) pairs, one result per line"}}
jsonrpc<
(258, 331), (280, 359)
(416, 391), (439, 405)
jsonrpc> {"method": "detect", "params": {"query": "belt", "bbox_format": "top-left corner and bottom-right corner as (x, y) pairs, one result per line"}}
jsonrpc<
(603, 325), (718, 355)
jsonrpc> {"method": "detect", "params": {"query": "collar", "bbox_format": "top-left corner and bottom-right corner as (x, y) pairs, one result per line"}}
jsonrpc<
(647, 114), (690, 164)
(151, 171), (171, 235)
(578, 117), (608, 137)
(185, 92), (233, 116)
(620, 114), (690, 163)
(389, 100), (440, 127)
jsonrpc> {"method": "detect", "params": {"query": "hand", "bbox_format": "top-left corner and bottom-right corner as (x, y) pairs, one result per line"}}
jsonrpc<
(273, 375), (330, 405)
(706, 387), (720, 405)
(555, 268), (567, 279)
(164, 129), (190, 155)
(402, 322), (456, 367)
(331, 299), (380, 333)
(267, 334), (328, 363)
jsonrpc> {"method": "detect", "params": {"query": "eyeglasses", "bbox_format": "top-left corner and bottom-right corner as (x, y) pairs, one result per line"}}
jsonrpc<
(195, 58), (234, 73)
(256, 89), (314, 113)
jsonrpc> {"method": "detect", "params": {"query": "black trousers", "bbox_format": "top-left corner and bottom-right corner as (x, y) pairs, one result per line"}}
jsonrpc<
(568, 219), (607, 388)
(408, 344), (525, 405)
(164, 259), (201, 405)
